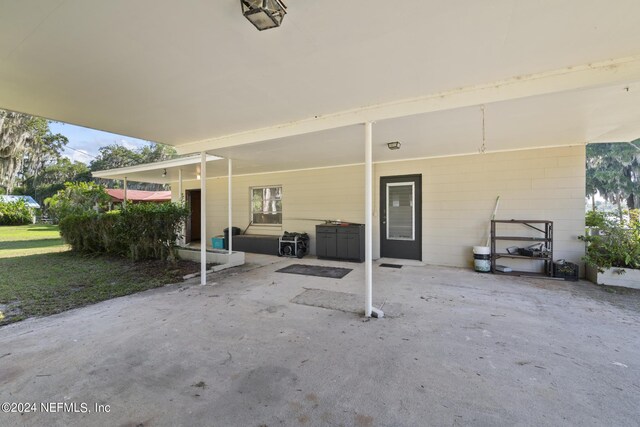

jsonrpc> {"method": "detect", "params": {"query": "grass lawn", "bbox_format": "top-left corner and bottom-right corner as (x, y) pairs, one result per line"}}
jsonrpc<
(0, 225), (198, 325)
(0, 224), (67, 258)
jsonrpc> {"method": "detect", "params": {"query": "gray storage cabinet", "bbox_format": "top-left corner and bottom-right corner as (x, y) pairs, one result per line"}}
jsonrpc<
(316, 224), (364, 262)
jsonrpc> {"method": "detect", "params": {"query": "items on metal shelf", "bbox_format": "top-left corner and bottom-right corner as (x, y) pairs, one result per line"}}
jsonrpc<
(278, 231), (310, 258)
(517, 243), (550, 258)
(490, 219), (554, 277)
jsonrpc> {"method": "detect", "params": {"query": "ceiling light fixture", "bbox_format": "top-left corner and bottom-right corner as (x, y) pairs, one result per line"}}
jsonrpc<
(162, 168), (167, 178)
(387, 141), (401, 150)
(241, 0), (287, 31)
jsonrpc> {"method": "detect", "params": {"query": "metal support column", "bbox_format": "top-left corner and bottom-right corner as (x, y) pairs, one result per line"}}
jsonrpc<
(364, 122), (373, 317)
(178, 168), (184, 245)
(200, 152), (207, 285)
(123, 177), (128, 208)
(228, 158), (233, 255)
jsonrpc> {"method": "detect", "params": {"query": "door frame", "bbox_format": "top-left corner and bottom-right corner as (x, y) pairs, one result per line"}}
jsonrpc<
(379, 174), (422, 260)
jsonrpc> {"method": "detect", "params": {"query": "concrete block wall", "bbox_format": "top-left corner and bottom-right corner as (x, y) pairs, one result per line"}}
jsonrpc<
(374, 145), (586, 269)
(173, 145), (586, 269)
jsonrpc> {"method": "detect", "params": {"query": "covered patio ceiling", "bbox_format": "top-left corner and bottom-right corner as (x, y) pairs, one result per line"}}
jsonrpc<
(92, 154), (222, 183)
(1, 0), (640, 161)
(96, 80), (640, 180)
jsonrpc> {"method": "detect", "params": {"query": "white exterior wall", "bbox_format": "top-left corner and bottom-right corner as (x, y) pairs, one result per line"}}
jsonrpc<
(172, 145), (585, 269)
(374, 145), (585, 269)
(174, 164), (365, 246)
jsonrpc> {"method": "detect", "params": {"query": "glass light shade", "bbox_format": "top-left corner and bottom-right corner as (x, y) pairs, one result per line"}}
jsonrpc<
(241, 0), (286, 31)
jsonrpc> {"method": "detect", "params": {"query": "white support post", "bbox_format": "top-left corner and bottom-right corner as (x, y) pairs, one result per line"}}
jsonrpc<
(200, 152), (207, 285)
(123, 177), (128, 208)
(178, 168), (184, 246)
(364, 122), (373, 317)
(228, 158), (233, 255)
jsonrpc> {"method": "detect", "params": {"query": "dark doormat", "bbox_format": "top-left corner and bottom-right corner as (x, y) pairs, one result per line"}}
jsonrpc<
(276, 264), (352, 279)
(380, 263), (402, 269)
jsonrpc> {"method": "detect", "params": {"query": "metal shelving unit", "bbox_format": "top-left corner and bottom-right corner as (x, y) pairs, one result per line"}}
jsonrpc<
(491, 220), (553, 277)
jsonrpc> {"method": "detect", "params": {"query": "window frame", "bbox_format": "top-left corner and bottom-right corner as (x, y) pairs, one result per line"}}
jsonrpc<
(249, 185), (283, 226)
(385, 181), (415, 241)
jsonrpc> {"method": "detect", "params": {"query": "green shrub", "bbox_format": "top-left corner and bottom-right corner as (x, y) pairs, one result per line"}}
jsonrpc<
(0, 199), (33, 225)
(59, 202), (189, 261)
(585, 210), (610, 228)
(117, 203), (190, 261)
(629, 209), (640, 228)
(58, 212), (103, 253)
(580, 219), (640, 272)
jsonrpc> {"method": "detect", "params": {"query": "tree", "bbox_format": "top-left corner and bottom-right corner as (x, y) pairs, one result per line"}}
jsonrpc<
(0, 111), (31, 193)
(586, 142), (640, 221)
(89, 144), (143, 171)
(138, 143), (178, 164)
(90, 143), (177, 190)
(45, 181), (110, 222)
(0, 109), (68, 193)
(18, 158), (91, 206)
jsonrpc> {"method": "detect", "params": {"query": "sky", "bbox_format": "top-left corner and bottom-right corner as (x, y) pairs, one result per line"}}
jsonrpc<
(49, 122), (154, 164)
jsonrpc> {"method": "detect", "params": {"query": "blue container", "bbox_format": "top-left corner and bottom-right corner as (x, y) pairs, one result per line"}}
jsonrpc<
(211, 236), (224, 249)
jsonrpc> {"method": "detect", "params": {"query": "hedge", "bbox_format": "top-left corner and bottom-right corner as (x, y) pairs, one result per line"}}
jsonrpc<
(0, 199), (33, 226)
(59, 202), (189, 261)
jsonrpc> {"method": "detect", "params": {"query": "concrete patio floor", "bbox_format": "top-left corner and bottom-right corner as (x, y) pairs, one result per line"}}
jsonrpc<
(1, 255), (639, 427)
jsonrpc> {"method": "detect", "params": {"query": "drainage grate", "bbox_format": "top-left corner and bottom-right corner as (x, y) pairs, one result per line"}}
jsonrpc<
(380, 263), (402, 269)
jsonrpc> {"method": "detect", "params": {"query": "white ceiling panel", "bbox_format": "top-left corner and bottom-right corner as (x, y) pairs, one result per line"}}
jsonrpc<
(1, 0), (639, 151)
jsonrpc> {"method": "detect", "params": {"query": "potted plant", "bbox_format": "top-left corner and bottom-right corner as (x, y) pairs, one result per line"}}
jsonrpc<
(580, 217), (640, 289)
(584, 210), (608, 236)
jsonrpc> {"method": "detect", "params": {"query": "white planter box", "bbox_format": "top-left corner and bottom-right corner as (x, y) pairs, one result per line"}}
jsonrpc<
(586, 265), (640, 290)
(176, 248), (245, 272)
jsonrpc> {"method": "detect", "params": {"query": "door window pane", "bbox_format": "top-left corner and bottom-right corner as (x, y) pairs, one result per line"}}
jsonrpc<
(387, 183), (414, 240)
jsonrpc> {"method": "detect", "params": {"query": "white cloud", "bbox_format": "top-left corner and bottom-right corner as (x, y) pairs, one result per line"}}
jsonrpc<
(120, 139), (145, 150)
(51, 121), (155, 164)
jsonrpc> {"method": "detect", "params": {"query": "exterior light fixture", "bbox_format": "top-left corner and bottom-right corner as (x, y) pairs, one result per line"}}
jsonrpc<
(162, 169), (167, 178)
(387, 141), (401, 150)
(241, 0), (287, 31)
